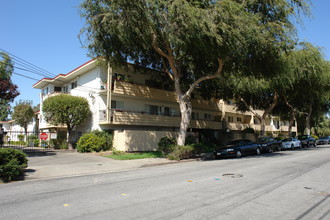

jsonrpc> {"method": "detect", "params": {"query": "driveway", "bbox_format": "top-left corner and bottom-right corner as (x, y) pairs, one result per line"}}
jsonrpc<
(25, 150), (171, 180)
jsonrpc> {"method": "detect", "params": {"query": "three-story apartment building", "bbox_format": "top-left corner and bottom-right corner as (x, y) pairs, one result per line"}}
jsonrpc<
(33, 59), (297, 151)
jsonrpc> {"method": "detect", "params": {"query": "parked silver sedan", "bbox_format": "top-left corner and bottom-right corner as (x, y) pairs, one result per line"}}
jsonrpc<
(316, 136), (330, 145)
(281, 138), (302, 150)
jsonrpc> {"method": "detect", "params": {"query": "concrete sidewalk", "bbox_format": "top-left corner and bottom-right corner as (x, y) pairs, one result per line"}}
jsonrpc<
(24, 150), (178, 180)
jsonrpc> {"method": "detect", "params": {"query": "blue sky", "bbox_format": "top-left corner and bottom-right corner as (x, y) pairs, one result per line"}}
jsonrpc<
(1, 0), (330, 108)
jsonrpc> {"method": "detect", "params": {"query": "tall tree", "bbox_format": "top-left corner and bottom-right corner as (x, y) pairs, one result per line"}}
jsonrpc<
(211, 73), (279, 137)
(42, 94), (91, 150)
(0, 52), (20, 120)
(12, 100), (35, 141)
(0, 101), (11, 121)
(277, 43), (330, 135)
(80, 0), (309, 145)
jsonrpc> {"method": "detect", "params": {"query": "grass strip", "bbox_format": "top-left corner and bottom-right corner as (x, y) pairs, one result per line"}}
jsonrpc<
(105, 152), (162, 160)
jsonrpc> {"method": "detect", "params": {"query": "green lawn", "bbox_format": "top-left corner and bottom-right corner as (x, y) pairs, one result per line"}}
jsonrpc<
(105, 151), (162, 160)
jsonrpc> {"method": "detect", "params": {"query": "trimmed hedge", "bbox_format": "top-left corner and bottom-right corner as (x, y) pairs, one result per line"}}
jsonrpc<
(0, 148), (28, 182)
(77, 130), (113, 153)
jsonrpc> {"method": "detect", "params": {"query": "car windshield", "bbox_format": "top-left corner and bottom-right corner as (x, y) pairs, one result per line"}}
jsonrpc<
(282, 138), (292, 142)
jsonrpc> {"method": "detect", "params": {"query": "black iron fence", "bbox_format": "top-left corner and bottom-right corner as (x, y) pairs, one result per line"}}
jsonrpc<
(0, 131), (53, 152)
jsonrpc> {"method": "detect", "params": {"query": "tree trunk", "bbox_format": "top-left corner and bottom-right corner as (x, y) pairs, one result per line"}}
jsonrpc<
(260, 117), (266, 137)
(151, 35), (223, 146)
(283, 96), (296, 137)
(305, 103), (313, 135)
(288, 115), (295, 137)
(240, 91), (278, 138)
(177, 96), (192, 146)
(24, 127), (28, 142)
(66, 127), (73, 150)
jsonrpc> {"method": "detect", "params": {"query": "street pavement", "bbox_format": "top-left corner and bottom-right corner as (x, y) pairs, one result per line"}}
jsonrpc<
(0, 145), (329, 219)
(24, 150), (179, 180)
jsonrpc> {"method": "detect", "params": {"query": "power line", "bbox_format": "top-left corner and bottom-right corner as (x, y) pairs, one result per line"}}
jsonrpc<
(14, 66), (54, 78)
(0, 48), (56, 78)
(2, 49), (104, 90)
(13, 72), (40, 81)
(12, 59), (54, 78)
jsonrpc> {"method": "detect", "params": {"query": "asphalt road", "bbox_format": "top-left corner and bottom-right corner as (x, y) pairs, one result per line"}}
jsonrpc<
(1, 145), (329, 220)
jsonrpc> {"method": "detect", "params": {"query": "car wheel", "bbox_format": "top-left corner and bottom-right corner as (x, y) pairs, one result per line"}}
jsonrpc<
(291, 144), (294, 150)
(235, 150), (242, 158)
(256, 148), (261, 155)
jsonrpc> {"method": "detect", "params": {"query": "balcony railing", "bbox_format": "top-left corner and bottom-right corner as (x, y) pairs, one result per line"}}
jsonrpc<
(100, 81), (221, 111)
(99, 109), (222, 129)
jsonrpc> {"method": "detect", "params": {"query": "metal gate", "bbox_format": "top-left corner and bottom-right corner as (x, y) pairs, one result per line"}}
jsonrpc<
(0, 131), (53, 152)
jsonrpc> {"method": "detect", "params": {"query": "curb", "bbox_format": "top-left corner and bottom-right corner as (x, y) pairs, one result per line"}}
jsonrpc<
(140, 158), (200, 167)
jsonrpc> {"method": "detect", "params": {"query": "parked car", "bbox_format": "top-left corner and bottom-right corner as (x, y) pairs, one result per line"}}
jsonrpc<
(298, 135), (316, 147)
(281, 138), (301, 150)
(214, 139), (261, 159)
(316, 136), (330, 145)
(256, 137), (281, 153)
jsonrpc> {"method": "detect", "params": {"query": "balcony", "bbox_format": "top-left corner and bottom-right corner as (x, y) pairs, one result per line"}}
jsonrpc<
(99, 110), (222, 129)
(227, 122), (251, 131)
(100, 81), (221, 111)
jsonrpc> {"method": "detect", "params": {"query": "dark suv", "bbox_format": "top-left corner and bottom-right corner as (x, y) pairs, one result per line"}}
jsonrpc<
(298, 135), (316, 147)
(256, 137), (281, 153)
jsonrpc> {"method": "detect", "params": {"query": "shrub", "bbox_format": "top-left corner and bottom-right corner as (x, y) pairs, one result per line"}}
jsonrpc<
(185, 135), (196, 145)
(112, 149), (125, 155)
(158, 136), (176, 156)
(0, 148), (28, 182)
(158, 136), (176, 147)
(76, 133), (106, 153)
(18, 134), (25, 142)
(311, 134), (318, 139)
(49, 131), (67, 149)
(27, 135), (39, 147)
(91, 130), (113, 151)
(167, 145), (195, 160)
(243, 127), (255, 134)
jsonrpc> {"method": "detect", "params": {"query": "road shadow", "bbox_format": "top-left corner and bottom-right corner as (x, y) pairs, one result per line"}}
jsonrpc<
(25, 151), (57, 157)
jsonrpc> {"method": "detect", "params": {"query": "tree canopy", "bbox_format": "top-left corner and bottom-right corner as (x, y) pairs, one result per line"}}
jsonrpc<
(80, 0), (310, 144)
(42, 94), (91, 149)
(0, 52), (20, 105)
(12, 100), (34, 140)
(276, 42), (330, 135)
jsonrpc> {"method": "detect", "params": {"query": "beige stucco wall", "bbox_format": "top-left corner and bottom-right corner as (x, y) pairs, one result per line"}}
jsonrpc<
(113, 130), (178, 152)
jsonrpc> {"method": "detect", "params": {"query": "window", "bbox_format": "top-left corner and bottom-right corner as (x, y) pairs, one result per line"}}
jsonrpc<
(111, 100), (124, 109)
(227, 116), (234, 122)
(254, 118), (260, 124)
(237, 117), (242, 122)
(54, 86), (61, 92)
(71, 81), (77, 89)
(145, 105), (161, 115)
(204, 113), (211, 120)
(42, 87), (48, 95)
(62, 86), (68, 93)
(164, 107), (170, 116)
(150, 105), (160, 115)
(192, 112), (199, 120)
